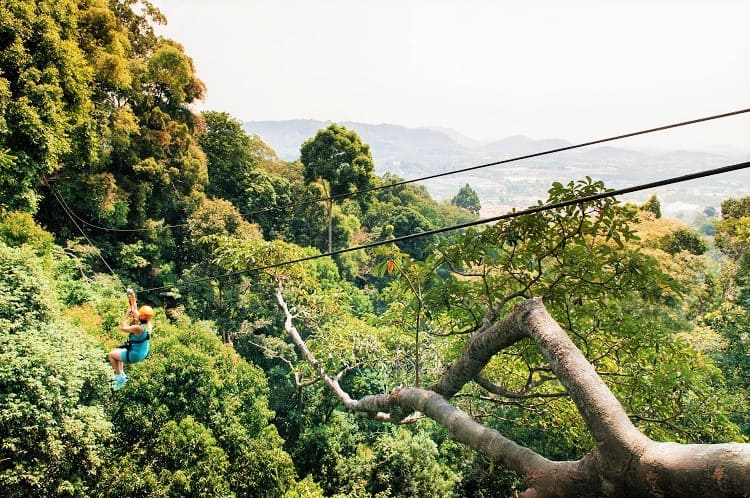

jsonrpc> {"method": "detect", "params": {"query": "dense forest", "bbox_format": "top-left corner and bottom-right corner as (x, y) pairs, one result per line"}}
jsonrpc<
(1, 1), (749, 497)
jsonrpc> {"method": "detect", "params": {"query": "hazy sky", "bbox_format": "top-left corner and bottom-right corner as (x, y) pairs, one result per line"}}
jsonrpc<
(150, 0), (750, 153)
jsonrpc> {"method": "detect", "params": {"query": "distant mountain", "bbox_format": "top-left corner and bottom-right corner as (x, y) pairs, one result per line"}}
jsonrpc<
(243, 120), (749, 221)
(243, 119), (327, 160)
(477, 135), (573, 158)
(244, 119), (470, 168)
(421, 126), (484, 149)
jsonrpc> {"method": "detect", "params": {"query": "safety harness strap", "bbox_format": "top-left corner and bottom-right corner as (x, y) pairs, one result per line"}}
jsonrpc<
(129, 332), (150, 344)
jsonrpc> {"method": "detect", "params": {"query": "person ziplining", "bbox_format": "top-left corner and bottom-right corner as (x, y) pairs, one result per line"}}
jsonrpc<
(107, 288), (154, 391)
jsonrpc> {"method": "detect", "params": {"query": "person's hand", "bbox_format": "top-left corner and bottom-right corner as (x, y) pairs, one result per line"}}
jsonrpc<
(127, 288), (135, 295)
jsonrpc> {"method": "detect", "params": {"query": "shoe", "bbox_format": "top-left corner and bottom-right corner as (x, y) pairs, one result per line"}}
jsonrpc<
(114, 376), (128, 391)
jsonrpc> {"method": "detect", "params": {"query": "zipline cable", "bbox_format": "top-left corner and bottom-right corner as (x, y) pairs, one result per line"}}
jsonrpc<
(137, 160), (750, 294)
(56, 107), (750, 233)
(44, 176), (127, 290)
(310, 107), (750, 206)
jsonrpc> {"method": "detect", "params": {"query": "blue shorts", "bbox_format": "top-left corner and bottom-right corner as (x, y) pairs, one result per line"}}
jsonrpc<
(117, 347), (149, 364)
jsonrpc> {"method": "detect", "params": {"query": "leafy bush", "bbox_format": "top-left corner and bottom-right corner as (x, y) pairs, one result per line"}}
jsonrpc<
(0, 320), (113, 497)
(0, 243), (55, 332)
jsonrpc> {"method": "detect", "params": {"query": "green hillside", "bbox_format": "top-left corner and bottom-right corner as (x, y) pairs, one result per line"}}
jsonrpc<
(1, 2), (748, 496)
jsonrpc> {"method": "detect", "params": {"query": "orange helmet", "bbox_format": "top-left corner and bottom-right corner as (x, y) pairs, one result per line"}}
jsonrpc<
(138, 305), (154, 321)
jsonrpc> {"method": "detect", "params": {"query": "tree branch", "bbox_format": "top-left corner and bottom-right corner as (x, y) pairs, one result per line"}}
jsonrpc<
(431, 306), (528, 399)
(274, 285), (750, 496)
(514, 297), (650, 454)
(474, 373), (566, 399)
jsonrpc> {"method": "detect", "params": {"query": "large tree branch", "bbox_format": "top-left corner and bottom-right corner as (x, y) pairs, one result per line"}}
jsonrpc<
(431, 306), (528, 399)
(274, 281), (556, 473)
(275, 284), (750, 497)
(388, 386), (557, 479)
(513, 298), (650, 454)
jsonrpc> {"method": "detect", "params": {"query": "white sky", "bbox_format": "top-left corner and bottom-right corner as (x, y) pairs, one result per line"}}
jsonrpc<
(150, 0), (750, 153)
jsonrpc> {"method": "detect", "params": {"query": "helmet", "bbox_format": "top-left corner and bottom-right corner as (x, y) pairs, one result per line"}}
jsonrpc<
(138, 305), (154, 320)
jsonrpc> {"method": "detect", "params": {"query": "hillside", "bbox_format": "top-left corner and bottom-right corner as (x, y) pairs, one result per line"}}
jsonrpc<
(245, 120), (750, 220)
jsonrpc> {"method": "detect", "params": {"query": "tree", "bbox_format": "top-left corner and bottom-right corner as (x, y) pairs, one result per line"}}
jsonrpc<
(451, 183), (481, 214)
(0, 242), (54, 330)
(243, 169), (296, 239)
(660, 228), (708, 256)
(702, 303), (750, 435)
(715, 195), (750, 305)
(198, 111), (261, 205)
(300, 124), (375, 253)
(93, 313), (298, 497)
(0, 0), (99, 211)
(642, 194), (662, 218)
(182, 197), (264, 340)
(278, 289), (750, 497)
(376, 250), (437, 387)
(9, 0), (212, 294)
(381, 205), (437, 259)
(0, 319), (114, 498)
(252, 178), (749, 497)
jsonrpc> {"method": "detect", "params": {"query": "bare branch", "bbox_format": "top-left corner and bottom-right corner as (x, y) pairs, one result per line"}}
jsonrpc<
(275, 281), (361, 409)
(474, 374), (566, 399)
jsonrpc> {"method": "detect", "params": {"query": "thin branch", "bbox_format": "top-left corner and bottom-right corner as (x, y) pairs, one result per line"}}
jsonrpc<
(474, 374), (566, 399)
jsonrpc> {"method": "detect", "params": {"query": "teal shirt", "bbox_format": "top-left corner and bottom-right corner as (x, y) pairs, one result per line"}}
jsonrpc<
(127, 323), (151, 360)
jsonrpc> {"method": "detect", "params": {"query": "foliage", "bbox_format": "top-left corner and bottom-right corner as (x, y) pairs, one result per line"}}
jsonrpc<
(701, 303), (750, 436)
(0, 211), (55, 256)
(364, 173), (474, 261)
(282, 475), (326, 498)
(0, 320), (113, 497)
(300, 123), (376, 254)
(0, 0), (98, 211)
(0, 242), (55, 331)
(375, 178), (743, 450)
(113, 415), (235, 498)
(715, 195), (750, 305)
(180, 197), (265, 339)
(198, 111), (262, 206)
(243, 168), (296, 239)
(2, 0), (748, 493)
(715, 196), (750, 259)
(92, 314), (298, 497)
(19, 0), (211, 294)
(451, 183), (481, 214)
(290, 412), (459, 498)
(641, 194), (662, 218)
(0, 241), (113, 497)
(336, 426), (459, 498)
(185, 197), (262, 259)
(0, 217), (302, 498)
(660, 228), (708, 255)
(300, 123), (375, 206)
(383, 205), (437, 259)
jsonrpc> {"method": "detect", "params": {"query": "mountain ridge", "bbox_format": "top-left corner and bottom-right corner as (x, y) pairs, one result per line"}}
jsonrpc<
(243, 119), (750, 220)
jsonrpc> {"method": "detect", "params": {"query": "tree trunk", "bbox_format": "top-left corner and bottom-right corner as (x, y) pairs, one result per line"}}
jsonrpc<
(275, 287), (750, 497)
(327, 196), (332, 254)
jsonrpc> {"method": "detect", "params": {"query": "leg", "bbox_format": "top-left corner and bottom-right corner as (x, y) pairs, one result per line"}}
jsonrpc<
(108, 349), (129, 390)
(108, 349), (126, 375)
